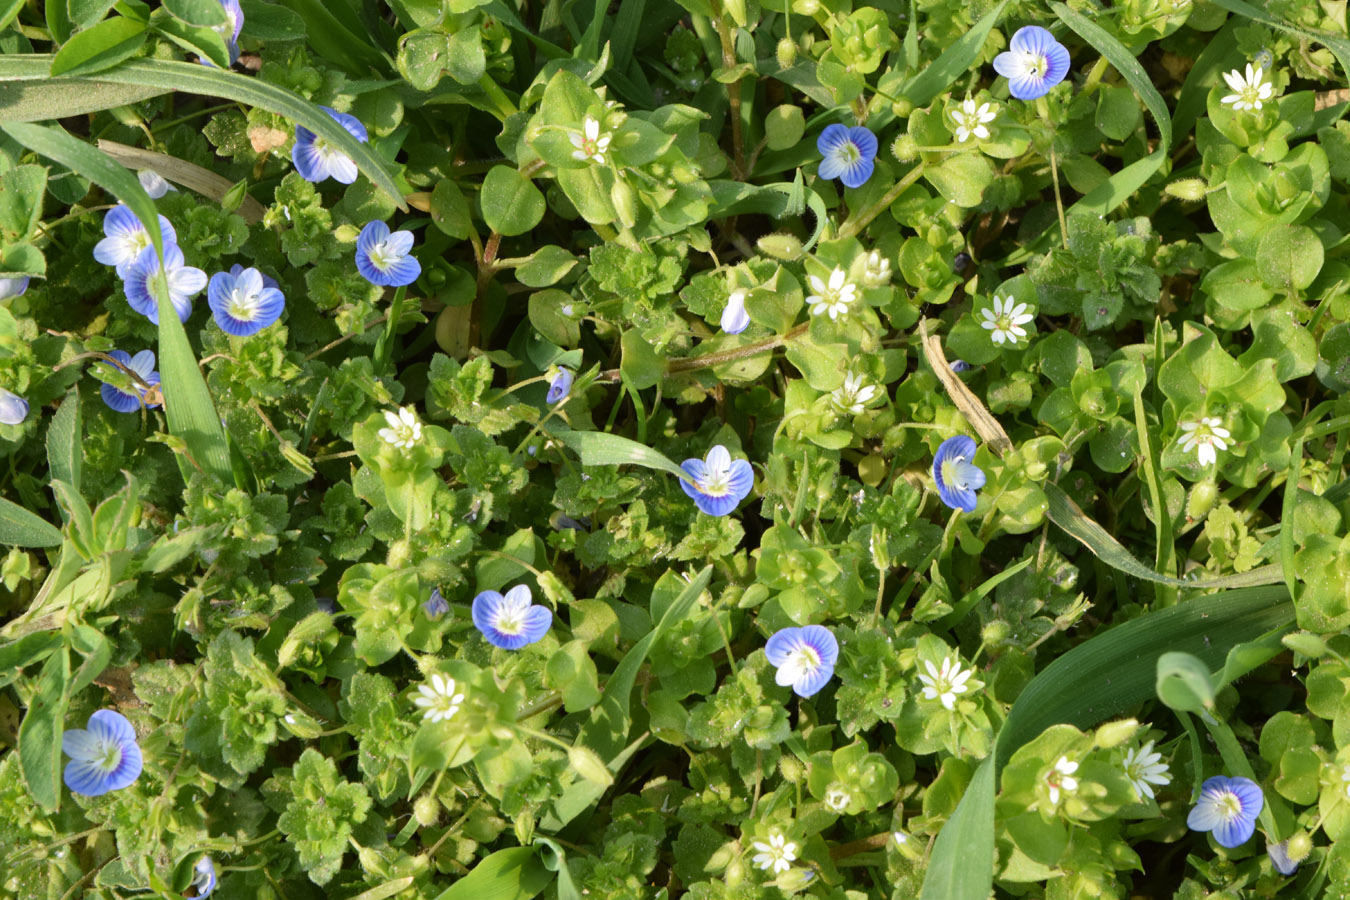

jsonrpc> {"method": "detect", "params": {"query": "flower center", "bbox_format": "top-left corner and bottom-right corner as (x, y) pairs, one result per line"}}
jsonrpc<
(1216, 790), (1243, 821)
(581, 138), (598, 155)
(790, 645), (822, 675)
(941, 456), (972, 490)
(699, 462), (732, 496)
(226, 287), (260, 321)
(1023, 52), (1047, 78)
(369, 241), (395, 271)
(496, 608), (524, 635)
(97, 739), (123, 773)
(837, 142), (861, 165)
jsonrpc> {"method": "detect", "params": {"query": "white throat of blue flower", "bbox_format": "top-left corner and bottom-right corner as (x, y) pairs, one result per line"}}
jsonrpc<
(698, 459), (733, 497)
(128, 231), (150, 256)
(368, 240), (397, 272)
(227, 286), (261, 321)
(1020, 52), (1048, 79)
(93, 736), (124, 773)
(834, 142), (861, 166)
(941, 455), (980, 491)
(1214, 788), (1243, 822)
(784, 644), (822, 681)
(494, 599), (529, 635)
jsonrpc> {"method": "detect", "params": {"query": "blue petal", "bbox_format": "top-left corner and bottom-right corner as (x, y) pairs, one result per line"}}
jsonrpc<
(679, 460), (708, 500)
(840, 157), (875, 189)
(0, 389), (29, 425)
(794, 661), (835, 697)
(547, 369), (574, 404)
(818, 154), (848, 181)
(88, 709), (137, 746)
(816, 124), (850, 156)
(359, 221), (391, 252)
(322, 105), (370, 143)
(1010, 25), (1056, 56)
(725, 459), (755, 503)
(1213, 813), (1256, 848)
(1044, 43), (1072, 88)
(691, 492), (741, 516)
(764, 628), (802, 667)
(381, 255), (422, 287)
(64, 758), (115, 796)
(846, 126), (878, 160)
(1008, 73), (1049, 101)
(992, 51), (1021, 79)
(799, 625), (839, 668)
(518, 605), (553, 645)
(101, 384), (142, 413)
(291, 133), (327, 182)
(471, 590), (504, 637)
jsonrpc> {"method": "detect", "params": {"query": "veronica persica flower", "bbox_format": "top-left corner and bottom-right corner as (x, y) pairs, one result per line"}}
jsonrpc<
(0, 388), (28, 425)
(101, 350), (162, 413)
(817, 124), (878, 188)
(547, 368), (574, 404)
(950, 98), (998, 142)
(721, 288), (750, 334)
(413, 673), (465, 723)
(62, 710), (143, 796)
(933, 435), (986, 513)
(208, 266), (285, 336)
(570, 115), (612, 165)
(1123, 741), (1172, 800)
(916, 656), (974, 710)
(1221, 64), (1274, 111)
(355, 220), (421, 287)
(993, 26), (1071, 100)
(124, 245), (206, 324)
(0, 276), (29, 300)
(805, 268), (858, 320)
(93, 205), (177, 278)
(680, 445), (754, 516)
(217, 0), (244, 64)
(292, 106), (368, 184)
(765, 625), (839, 698)
(137, 169), (175, 199)
(190, 857), (218, 898)
(1178, 417), (1232, 467)
(980, 294), (1034, 345)
(751, 834), (798, 874)
(1045, 756), (1079, 806)
(378, 406), (422, 449)
(472, 584), (552, 650)
(1267, 841), (1299, 876)
(423, 588), (449, 619)
(1187, 775), (1263, 847)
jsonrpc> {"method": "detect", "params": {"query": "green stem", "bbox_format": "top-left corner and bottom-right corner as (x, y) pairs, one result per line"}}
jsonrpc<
(476, 74), (519, 120)
(373, 285), (407, 372)
(838, 163), (926, 239)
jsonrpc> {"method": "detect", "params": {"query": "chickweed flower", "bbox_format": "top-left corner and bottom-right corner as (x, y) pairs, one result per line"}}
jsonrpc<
(817, 124), (878, 188)
(547, 368), (574, 405)
(980, 294), (1034, 345)
(208, 266), (285, 336)
(1123, 741), (1171, 800)
(1045, 756), (1080, 806)
(292, 106), (369, 185)
(190, 856), (218, 898)
(916, 656), (975, 710)
(378, 406), (422, 449)
(355, 221), (421, 287)
(570, 115), (612, 165)
(860, 249), (891, 288)
(680, 444), (754, 516)
(764, 625), (839, 698)
(123, 244), (207, 324)
(751, 834), (798, 874)
(721, 288), (750, 334)
(0, 388), (28, 425)
(412, 673), (465, 723)
(1221, 64), (1274, 111)
(824, 786), (851, 812)
(1178, 417), (1232, 467)
(93, 204), (177, 278)
(1187, 775), (1263, 847)
(62, 710), (143, 796)
(993, 26), (1071, 100)
(932, 435), (986, 513)
(805, 268), (858, 320)
(830, 373), (882, 416)
(100, 350), (162, 413)
(471, 584), (552, 650)
(950, 98), (998, 142)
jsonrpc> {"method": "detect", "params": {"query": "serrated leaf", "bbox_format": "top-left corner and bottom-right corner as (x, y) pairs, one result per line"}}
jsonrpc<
(19, 647), (69, 812)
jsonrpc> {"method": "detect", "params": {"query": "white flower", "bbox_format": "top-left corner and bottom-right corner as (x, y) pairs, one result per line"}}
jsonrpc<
(824, 787), (851, 812)
(1123, 741), (1172, 800)
(830, 372), (881, 416)
(1045, 756), (1080, 805)
(378, 406), (422, 450)
(1178, 417), (1232, 467)
(569, 116), (612, 164)
(916, 657), (974, 711)
(860, 249), (892, 288)
(721, 288), (750, 334)
(1221, 64), (1275, 111)
(805, 268), (858, 320)
(949, 98), (997, 143)
(412, 673), (465, 723)
(751, 833), (798, 874)
(979, 294), (1035, 345)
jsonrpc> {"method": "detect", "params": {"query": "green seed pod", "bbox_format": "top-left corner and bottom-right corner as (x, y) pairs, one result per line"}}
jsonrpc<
(1186, 480), (1218, 520)
(891, 134), (920, 163)
(1287, 831), (1313, 862)
(1164, 178), (1208, 202)
(413, 794), (440, 827)
(757, 233), (804, 260)
(776, 37), (797, 68)
(890, 95), (915, 117)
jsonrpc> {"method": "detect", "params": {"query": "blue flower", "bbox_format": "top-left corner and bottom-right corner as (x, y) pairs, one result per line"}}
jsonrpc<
(423, 588), (449, 619)
(93, 205), (177, 278)
(208, 265), (285, 336)
(0, 276), (29, 300)
(950, 360), (971, 373)
(472, 584), (552, 650)
(765, 625), (839, 698)
(680, 445), (754, 516)
(100, 350), (161, 413)
(547, 368), (574, 404)
(61, 709), (143, 796)
(816, 124), (878, 189)
(721, 288), (750, 334)
(1187, 775), (1264, 848)
(123, 245), (207, 324)
(137, 169), (175, 199)
(190, 856), (218, 898)
(355, 221), (421, 287)
(1267, 841), (1299, 876)
(932, 435), (986, 513)
(292, 106), (368, 185)
(218, 0), (243, 64)
(0, 388), (28, 425)
(993, 26), (1071, 100)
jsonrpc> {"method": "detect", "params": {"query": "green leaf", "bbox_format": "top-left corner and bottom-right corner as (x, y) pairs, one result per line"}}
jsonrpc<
(1256, 225), (1324, 293)
(920, 756), (995, 900)
(162, 0), (228, 26)
(0, 121), (234, 486)
(0, 78), (167, 123)
(1155, 651), (1216, 711)
(0, 496), (63, 548)
(19, 647), (69, 812)
(0, 0), (23, 31)
(49, 16), (148, 78)
(901, 0), (1008, 108)
(67, 0), (120, 30)
(551, 428), (691, 482)
(46, 390), (82, 499)
(0, 164), (48, 242)
(152, 10), (232, 69)
(480, 166), (546, 237)
(237, 0), (305, 40)
(267, 0), (390, 75)
(431, 847), (554, 900)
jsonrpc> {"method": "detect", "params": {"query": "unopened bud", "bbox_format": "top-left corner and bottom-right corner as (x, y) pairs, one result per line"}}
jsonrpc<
(890, 95), (915, 118)
(779, 755), (806, 783)
(569, 746), (614, 787)
(776, 37), (797, 68)
(1165, 178), (1208, 202)
(1282, 632), (1329, 659)
(1287, 832), (1313, 862)
(1186, 480), (1218, 520)
(891, 134), (920, 163)
(757, 233), (803, 260)
(611, 179), (638, 229)
(1093, 718), (1138, 749)
(413, 795), (440, 827)
(386, 539), (411, 568)
(981, 620), (1010, 645)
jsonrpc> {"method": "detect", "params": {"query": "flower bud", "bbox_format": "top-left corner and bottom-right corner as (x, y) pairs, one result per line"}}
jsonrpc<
(1093, 718), (1138, 749)
(1286, 831), (1313, 862)
(1186, 480), (1218, 520)
(1282, 632), (1329, 658)
(890, 95), (915, 118)
(413, 794), (440, 827)
(776, 37), (797, 68)
(779, 755), (806, 783)
(611, 179), (638, 229)
(1165, 178), (1208, 202)
(569, 746), (614, 786)
(280, 711), (324, 739)
(757, 233), (804, 261)
(386, 538), (412, 568)
(981, 620), (1010, 645)
(334, 223), (361, 242)
(891, 134), (920, 163)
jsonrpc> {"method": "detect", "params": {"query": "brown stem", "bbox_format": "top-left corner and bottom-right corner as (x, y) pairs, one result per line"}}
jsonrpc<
(713, 15), (746, 179)
(830, 831), (895, 860)
(596, 323), (808, 383)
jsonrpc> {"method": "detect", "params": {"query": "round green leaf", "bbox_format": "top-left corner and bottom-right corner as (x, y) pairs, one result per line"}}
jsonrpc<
(481, 166), (546, 237)
(1256, 225), (1324, 293)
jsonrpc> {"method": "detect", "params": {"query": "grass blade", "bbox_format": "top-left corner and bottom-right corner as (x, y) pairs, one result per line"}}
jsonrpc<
(902, 0), (1009, 108)
(552, 428), (692, 483)
(430, 847), (553, 900)
(919, 756), (995, 900)
(1133, 388), (1176, 604)
(0, 496), (64, 547)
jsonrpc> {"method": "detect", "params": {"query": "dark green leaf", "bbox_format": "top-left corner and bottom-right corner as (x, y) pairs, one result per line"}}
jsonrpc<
(49, 16), (148, 78)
